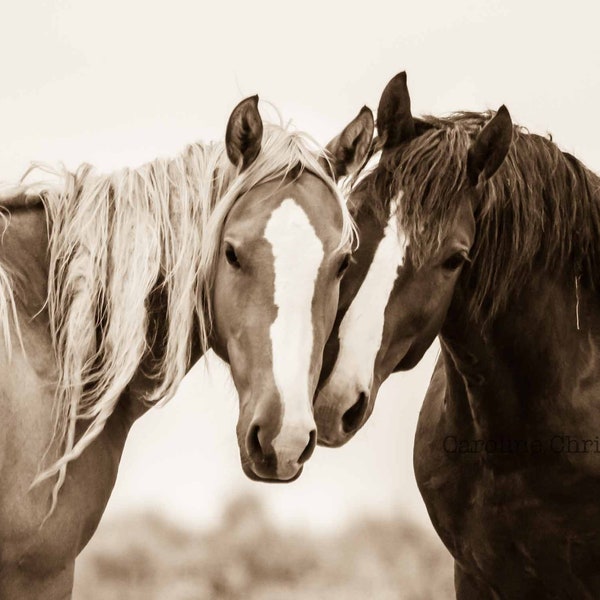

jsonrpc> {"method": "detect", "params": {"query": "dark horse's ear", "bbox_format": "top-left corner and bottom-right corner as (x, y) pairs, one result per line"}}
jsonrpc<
(320, 106), (374, 181)
(225, 95), (263, 171)
(467, 105), (513, 186)
(377, 71), (416, 149)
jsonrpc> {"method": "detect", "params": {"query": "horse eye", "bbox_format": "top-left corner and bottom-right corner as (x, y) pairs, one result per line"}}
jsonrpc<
(225, 243), (241, 269)
(442, 252), (467, 271)
(337, 253), (352, 278)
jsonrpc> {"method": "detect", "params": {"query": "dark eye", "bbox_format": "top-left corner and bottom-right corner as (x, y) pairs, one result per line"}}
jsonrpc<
(442, 252), (468, 271)
(337, 253), (352, 278)
(225, 243), (241, 269)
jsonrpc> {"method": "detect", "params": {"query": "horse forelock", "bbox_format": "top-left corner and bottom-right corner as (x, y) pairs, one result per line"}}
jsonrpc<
(361, 110), (600, 324)
(2, 119), (353, 510)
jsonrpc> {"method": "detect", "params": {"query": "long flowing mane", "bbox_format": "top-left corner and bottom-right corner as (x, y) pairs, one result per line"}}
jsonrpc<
(0, 122), (354, 508)
(359, 112), (600, 321)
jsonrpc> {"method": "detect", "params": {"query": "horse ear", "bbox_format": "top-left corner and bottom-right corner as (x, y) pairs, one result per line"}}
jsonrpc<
(225, 95), (263, 171)
(321, 106), (374, 181)
(377, 71), (415, 149)
(467, 105), (513, 185)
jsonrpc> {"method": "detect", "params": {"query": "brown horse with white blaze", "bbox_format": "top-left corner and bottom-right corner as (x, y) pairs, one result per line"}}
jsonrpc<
(316, 74), (470, 445)
(316, 72), (600, 597)
(0, 97), (373, 598)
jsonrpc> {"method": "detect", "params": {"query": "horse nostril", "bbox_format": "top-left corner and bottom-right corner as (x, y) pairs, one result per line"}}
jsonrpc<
(247, 423), (263, 461)
(342, 391), (369, 433)
(298, 429), (317, 465)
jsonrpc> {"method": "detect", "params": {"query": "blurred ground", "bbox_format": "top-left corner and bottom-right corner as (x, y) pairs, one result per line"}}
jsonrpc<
(74, 495), (454, 600)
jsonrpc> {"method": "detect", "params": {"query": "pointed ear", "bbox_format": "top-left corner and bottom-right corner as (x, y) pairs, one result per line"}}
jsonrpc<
(467, 105), (513, 185)
(320, 106), (374, 181)
(377, 71), (415, 149)
(225, 95), (263, 171)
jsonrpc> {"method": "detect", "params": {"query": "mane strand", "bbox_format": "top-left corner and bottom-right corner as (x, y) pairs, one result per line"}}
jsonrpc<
(363, 111), (600, 322)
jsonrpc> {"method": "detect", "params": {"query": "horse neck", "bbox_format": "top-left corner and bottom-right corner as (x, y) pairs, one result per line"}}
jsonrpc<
(118, 288), (206, 425)
(51, 151), (222, 425)
(108, 160), (218, 420)
(439, 266), (596, 440)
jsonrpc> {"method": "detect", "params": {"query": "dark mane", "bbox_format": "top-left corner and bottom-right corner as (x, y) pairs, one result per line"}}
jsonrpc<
(358, 111), (600, 322)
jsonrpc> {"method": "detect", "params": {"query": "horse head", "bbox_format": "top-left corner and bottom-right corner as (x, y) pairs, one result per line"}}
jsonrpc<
(314, 72), (512, 447)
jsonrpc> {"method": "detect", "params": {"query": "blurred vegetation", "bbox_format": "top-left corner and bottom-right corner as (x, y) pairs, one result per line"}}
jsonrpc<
(74, 495), (454, 599)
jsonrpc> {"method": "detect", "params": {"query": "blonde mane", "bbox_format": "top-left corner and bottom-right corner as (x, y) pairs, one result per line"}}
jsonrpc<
(1, 122), (354, 510)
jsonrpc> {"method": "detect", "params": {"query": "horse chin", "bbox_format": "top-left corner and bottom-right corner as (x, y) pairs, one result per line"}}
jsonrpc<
(240, 460), (304, 484)
(394, 338), (433, 372)
(317, 433), (356, 449)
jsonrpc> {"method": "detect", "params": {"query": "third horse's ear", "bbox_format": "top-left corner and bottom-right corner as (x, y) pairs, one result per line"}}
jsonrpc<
(467, 105), (513, 185)
(225, 95), (263, 171)
(321, 106), (374, 181)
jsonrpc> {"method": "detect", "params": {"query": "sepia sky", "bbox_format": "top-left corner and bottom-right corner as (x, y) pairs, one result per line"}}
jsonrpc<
(2, 0), (599, 532)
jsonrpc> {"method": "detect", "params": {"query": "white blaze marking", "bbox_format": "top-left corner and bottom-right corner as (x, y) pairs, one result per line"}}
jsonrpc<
(326, 195), (406, 395)
(264, 198), (323, 466)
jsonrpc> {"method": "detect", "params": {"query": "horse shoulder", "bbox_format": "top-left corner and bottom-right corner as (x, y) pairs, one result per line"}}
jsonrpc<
(0, 200), (55, 486)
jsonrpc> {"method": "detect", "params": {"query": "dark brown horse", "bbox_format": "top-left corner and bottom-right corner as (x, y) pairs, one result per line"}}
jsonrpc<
(315, 72), (600, 598)
(0, 97), (373, 599)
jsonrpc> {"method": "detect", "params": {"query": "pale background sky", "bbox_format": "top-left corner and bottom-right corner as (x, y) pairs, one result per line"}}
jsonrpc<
(1, 0), (599, 535)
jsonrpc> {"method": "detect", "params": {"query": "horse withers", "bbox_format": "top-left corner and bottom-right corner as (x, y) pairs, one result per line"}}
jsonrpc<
(0, 97), (373, 599)
(315, 72), (600, 597)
